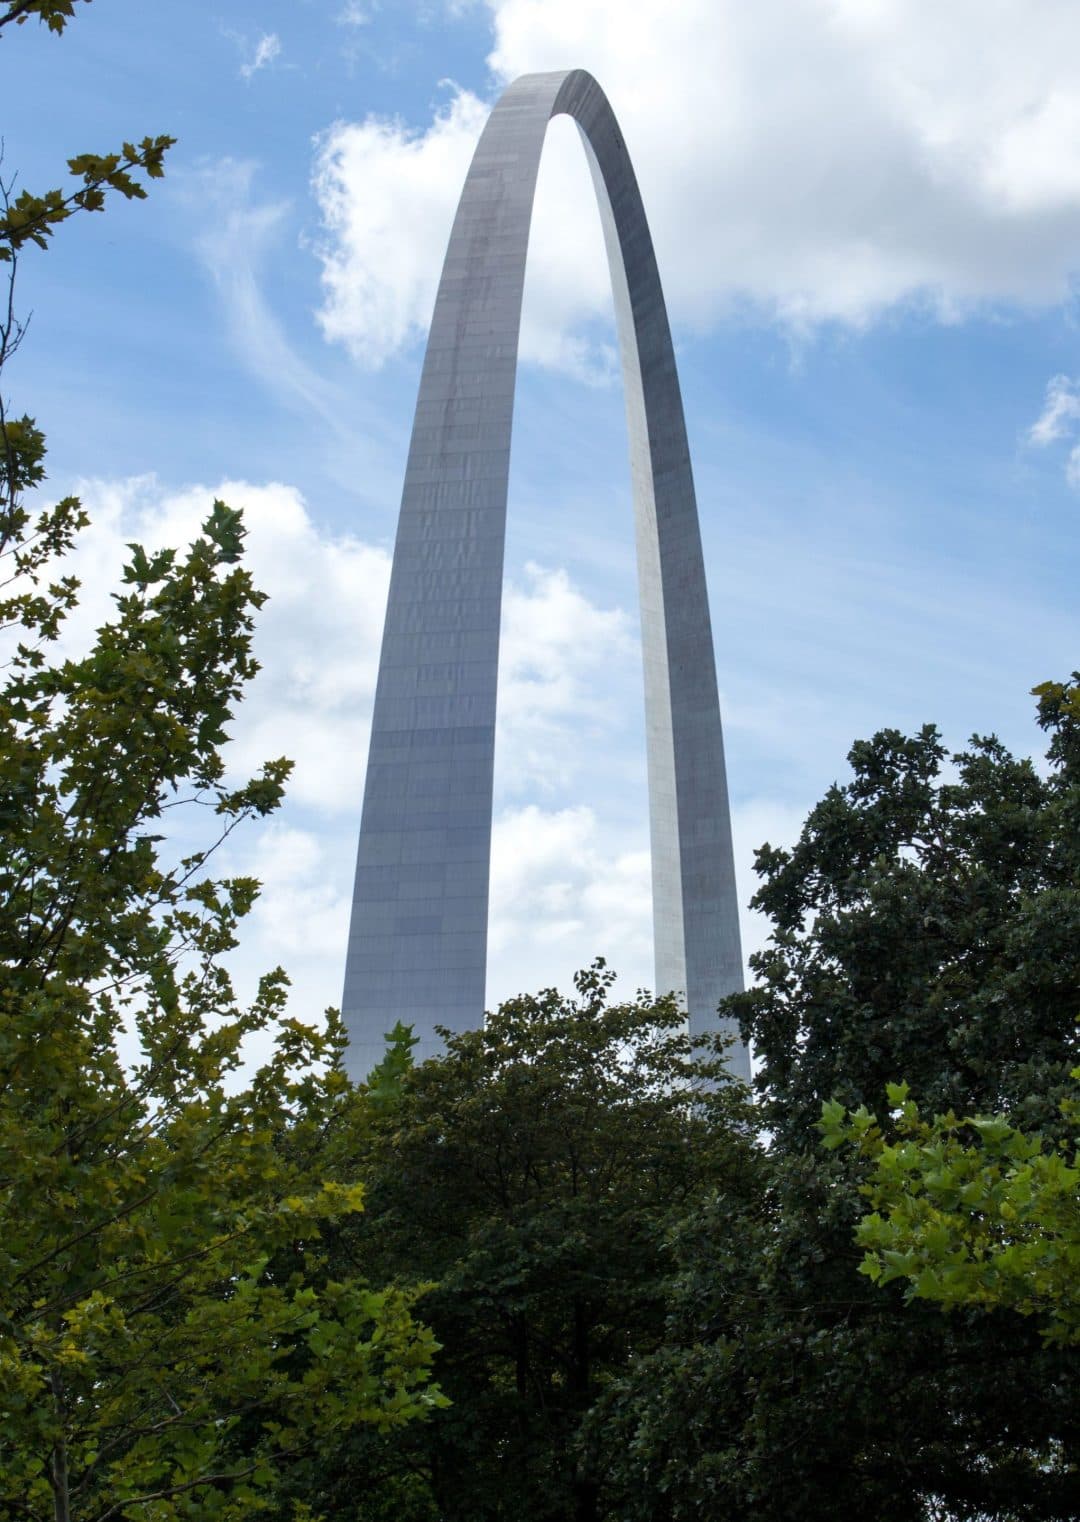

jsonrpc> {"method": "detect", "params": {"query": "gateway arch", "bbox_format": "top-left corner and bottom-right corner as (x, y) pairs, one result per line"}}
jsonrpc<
(343, 69), (749, 1083)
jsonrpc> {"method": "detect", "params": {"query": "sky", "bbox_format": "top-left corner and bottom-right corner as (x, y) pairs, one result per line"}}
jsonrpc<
(4, 0), (1078, 1036)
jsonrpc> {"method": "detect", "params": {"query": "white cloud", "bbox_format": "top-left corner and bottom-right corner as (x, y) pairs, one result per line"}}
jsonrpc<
(498, 562), (637, 792)
(488, 803), (652, 1002)
(311, 0), (1080, 372)
(247, 825), (350, 960)
(239, 31), (281, 80)
(338, 1), (372, 24)
(312, 90), (489, 367)
(1029, 374), (1080, 446)
(312, 95), (616, 379)
(488, 793), (808, 1007)
(1027, 373), (1080, 487)
(66, 476), (390, 813)
(46, 477), (671, 1018)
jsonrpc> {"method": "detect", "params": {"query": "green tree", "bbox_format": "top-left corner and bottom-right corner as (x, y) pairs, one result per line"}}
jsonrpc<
(289, 967), (761, 1522)
(0, 2), (91, 37)
(821, 1070), (1080, 1345)
(593, 689), (1080, 1521)
(0, 23), (442, 1522)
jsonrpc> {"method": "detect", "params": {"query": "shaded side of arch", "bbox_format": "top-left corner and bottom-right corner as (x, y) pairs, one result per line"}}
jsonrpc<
(342, 69), (748, 1083)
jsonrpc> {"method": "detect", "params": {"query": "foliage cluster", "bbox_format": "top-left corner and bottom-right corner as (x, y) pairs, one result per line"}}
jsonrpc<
(0, 36), (443, 1522)
(586, 691), (1080, 1522)
(271, 676), (1079, 1522)
(282, 973), (760, 1522)
(822, 1075), (1079, 1344)
(0, 3), (91, 40)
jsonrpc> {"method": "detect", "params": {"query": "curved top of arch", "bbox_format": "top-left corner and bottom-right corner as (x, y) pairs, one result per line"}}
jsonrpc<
(343, 70), (748, 1085)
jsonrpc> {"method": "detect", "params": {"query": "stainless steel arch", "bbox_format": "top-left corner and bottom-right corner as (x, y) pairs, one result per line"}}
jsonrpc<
(343, 69), (748, 1082)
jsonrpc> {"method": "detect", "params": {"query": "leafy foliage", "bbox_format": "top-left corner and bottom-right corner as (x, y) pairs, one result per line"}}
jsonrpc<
(0, 136), (173, 263)
(290, 967), (761, 1522)
(822, 1072), (1080, 1344)
(0, 18), (442, 1520)
(591, 694), (1080, 1521)
(0, 1), (91, 38)
(0, 492), (444, 1518)
(744, 699), (1080, 1147)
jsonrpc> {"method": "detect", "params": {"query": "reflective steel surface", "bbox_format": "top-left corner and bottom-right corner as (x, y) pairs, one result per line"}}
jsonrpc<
(343, 70), (749, 1083)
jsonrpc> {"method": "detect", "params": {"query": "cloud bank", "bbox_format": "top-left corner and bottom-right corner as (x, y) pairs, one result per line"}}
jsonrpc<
(313, 0), (1080, 372)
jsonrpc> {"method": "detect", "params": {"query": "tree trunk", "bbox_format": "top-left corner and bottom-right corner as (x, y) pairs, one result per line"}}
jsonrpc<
(570, 1300), (598, 1522)
(49, 1366), (71, 1522)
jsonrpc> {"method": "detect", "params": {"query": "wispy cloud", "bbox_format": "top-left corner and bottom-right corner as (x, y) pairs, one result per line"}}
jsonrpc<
(337, 1), (372, 24)
(184, 159), (345, 428)
(238, 30), (281, 80)
(1028, 373), (1080, 486)
(1028, 373), (1080, 444)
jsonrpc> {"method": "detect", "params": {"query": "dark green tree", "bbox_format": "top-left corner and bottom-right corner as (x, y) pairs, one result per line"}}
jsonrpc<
(288, 967), (761, 1522)
(593, 686), (1080, 1520)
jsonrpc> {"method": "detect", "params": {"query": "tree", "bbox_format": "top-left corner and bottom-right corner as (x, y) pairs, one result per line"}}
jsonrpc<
(286, 967), (761, 1522)
(0, 3), (91, 39)
(747, 692), (1079, 1147)
(821, 1071), (1080, 1345)
(592, 688), (1080, 1521)
(0, 24), (442, 1522)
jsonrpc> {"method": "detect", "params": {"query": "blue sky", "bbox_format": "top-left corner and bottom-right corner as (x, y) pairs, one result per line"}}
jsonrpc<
(5, 0), (1078, 1021)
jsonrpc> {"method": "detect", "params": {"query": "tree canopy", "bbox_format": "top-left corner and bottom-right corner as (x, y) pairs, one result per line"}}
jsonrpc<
(0, 20), (443, 1520)
(589, 690), (1080, 1521)
(286, 968), (761, 1522)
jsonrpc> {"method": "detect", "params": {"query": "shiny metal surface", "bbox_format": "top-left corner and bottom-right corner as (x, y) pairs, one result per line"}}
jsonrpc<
(343, 70), (748, 1083)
